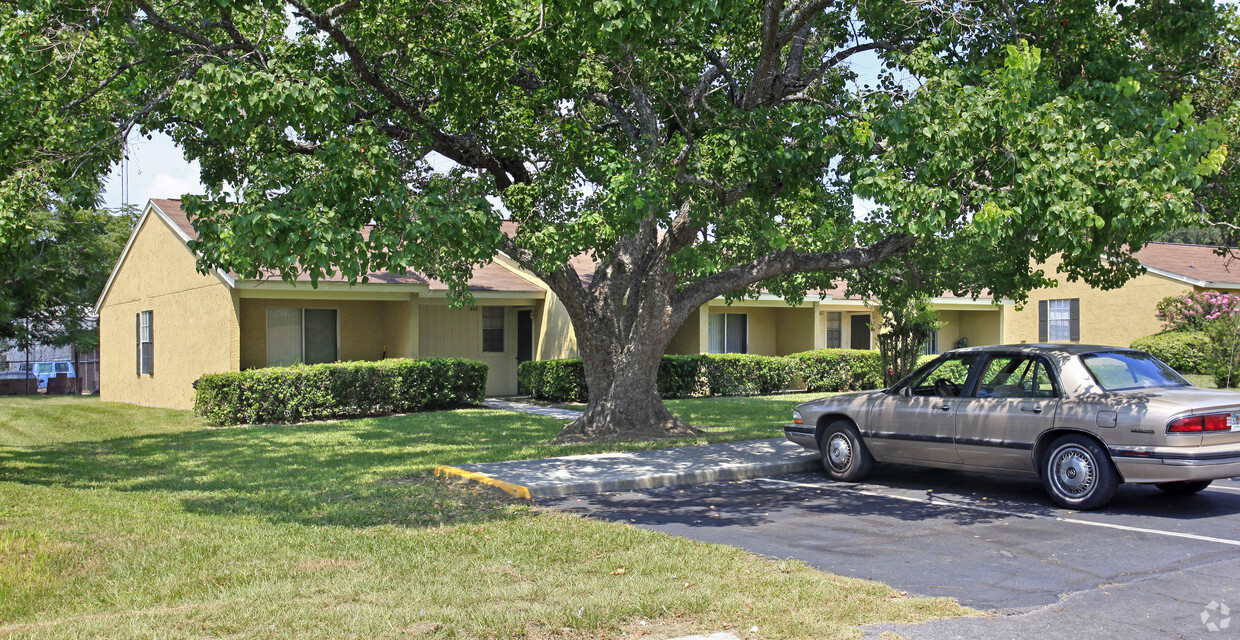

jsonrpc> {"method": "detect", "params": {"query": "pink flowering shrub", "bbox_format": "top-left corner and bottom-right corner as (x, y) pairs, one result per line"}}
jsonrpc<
(1156, 291), (1240, 332)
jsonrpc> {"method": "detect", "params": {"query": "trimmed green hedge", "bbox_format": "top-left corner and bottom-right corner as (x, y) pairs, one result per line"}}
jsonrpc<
(1130, 331), (1211, 375)
(704, 353), (798, 395)
(519, 350), (948, 401)
(786, 349), (884, 392)
(518, 353), (795, 401)
(194, 358), (488, 426)
(659, 355), (711, 398)
(517, 357), (588, 403)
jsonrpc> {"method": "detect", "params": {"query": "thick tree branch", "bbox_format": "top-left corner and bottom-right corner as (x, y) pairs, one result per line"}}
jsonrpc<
(588, 92), (642, 145)
(777, 0), (833, 47)
(289, 0), (529, 188)
(802, 40), (907, 88)
(671, 233), (917, 327)
(59, 58), (147, 115)
(133, 0), (217, 49)
(741, 0), (787, 110)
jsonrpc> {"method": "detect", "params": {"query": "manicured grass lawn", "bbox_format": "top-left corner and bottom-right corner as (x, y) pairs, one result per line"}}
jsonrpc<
(0, 395), (971, 638)
(1184, 373), (1220, 389)
(551, 391), (826, 435)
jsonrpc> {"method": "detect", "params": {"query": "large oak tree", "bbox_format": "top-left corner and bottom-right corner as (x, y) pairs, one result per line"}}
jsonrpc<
(1, 0), (1231, 438)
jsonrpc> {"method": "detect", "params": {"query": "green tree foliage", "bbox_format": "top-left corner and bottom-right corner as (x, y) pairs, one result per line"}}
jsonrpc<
(874, 294), (944, 388)
(0, 0), (1232, 437)
(1155, 226), (1227, 245)
(0, 207), (137, 351)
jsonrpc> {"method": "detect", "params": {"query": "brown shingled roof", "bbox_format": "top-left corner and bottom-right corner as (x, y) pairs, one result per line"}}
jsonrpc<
(1133, 242), (1240, 286)
(149, 199), (543, 291)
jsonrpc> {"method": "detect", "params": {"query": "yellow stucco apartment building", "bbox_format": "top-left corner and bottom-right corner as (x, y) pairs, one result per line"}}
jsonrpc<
(1004, 245), (1240, 348)
(98, 198), (1014, 409)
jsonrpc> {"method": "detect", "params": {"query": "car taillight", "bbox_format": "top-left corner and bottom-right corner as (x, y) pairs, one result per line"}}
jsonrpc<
(1167, 413), (1233, 433)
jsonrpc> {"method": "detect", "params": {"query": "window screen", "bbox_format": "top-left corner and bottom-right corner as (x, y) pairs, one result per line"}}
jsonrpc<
(1047, 299), (1072, 341)
(708, 313), (748, 354)
(303, 309), (338, 365)
(826, 312), (842, 348)
(137, 310), (154, 375)
(482, 307), (505, 352)
(267, 308), (338, 366)
(267, 308), (303, 367)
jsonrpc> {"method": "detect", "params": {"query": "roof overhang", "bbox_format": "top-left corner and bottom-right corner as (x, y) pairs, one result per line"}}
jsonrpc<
(1140, 264), (1240, 290)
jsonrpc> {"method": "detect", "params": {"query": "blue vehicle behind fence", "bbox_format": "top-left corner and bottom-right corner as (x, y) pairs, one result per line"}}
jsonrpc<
(12, 361), (77, 392)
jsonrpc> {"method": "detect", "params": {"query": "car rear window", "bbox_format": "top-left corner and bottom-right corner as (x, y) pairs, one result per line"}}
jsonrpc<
(1080, 351), (1190, 391)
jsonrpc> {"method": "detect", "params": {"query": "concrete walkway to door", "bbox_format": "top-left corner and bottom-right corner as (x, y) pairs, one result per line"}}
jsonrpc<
(480, 398), (583, 422)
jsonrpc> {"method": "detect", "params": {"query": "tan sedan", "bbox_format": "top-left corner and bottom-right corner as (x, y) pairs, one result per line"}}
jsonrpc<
(785, 344), (1240, 509)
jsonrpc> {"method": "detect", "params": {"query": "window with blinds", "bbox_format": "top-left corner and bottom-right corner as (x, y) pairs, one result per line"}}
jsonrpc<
(826, 312), (842, 348)
(136, 310), (153, 375)
(266, 308), (339, 366)
(708, 313), (748, 354)
(482, 307), (505, 352)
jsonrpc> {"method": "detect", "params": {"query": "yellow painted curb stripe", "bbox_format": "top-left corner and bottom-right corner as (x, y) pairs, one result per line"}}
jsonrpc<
(434, 465), (532, 500)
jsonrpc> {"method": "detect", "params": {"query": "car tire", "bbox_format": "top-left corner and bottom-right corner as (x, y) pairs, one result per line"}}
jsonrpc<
(819, 421), (873, 482)
(1155, 480), (1213, 496)
(1041, 434), (1119, 510)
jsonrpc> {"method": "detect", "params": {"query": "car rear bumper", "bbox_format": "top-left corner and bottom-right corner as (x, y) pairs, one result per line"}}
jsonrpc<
(1111, 444), (1240, 483)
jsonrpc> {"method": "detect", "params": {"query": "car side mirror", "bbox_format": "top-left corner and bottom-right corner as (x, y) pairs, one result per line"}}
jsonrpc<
(898, 387), (912, 399)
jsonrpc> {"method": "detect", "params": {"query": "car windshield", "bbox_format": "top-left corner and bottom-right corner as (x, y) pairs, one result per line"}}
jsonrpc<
(1080, 351), (1191, 391)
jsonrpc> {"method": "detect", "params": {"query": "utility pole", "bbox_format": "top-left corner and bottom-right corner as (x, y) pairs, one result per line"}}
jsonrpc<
(23, 318), (31, 396)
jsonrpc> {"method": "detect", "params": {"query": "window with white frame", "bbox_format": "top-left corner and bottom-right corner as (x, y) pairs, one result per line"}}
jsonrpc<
(136, 310), (153, 375)
(923, 330), (939, 355)
(708, 313), (748, 354)
(1047, 299), (1074, 341)
(267, 308), (339, 366)
(825, 312), (842, 348)
(482, 307), (505, 352)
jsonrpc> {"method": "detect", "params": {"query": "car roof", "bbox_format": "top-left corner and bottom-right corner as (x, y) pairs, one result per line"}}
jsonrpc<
(942, 344), (1141, 357)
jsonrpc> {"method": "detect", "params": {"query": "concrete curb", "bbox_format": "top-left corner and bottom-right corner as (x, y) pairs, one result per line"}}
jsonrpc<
(434, 465), (532, 499)
(440, 438), (822, 499)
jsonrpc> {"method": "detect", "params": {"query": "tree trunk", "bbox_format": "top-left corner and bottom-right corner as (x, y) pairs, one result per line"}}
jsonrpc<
(555, 306), (703, 441)
(555, 245), (709, 439)
(557, 360), (702, 441)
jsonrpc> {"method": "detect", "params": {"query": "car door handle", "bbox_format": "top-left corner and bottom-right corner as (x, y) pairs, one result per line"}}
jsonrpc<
(1020, 405), (1043, 413)
(936, 404), (952, 411)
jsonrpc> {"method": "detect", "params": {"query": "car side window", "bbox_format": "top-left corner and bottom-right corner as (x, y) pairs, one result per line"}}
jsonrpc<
(905, 355), (978, 397)
(977, 356), (1059, 398)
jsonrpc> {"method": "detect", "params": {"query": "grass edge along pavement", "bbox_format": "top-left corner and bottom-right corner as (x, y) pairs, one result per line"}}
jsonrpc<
(0, 395), (976, 638)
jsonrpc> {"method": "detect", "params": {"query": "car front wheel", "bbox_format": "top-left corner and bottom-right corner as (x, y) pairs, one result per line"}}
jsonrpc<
(1042, 434), (1119, 510)
(820, 421), (873, 482)
(1156, 480), (1213, 496)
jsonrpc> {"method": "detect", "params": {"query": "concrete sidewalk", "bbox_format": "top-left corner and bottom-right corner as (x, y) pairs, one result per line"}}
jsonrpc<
(435, 439), (822, 499)
(442, 398), (821, 498)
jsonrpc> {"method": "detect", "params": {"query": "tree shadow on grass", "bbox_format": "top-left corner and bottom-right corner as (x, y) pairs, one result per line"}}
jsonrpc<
(0, 409), (591, 529)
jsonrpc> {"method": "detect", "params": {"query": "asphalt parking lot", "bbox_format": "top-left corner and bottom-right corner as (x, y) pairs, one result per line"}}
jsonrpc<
(544, 465), (1240, 638)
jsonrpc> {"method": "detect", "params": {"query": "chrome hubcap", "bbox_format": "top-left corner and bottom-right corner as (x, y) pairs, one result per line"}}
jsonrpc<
(827, 433), (853, 472)
(1051, 446), (1096, 497)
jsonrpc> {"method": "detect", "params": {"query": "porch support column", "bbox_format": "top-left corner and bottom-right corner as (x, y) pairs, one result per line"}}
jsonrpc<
(408, 293), (420, 359)
(812, 302), (824, 350)
(696, 305), (711, 354)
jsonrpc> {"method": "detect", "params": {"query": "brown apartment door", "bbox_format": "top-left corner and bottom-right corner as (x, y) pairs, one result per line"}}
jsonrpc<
(516, 310), (534, 393)
(851, 314), (871, 350)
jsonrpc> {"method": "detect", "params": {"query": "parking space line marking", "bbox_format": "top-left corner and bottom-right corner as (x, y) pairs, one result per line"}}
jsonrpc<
(759, 478), (1240, 548)
(1206, 485), (1240, 494)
